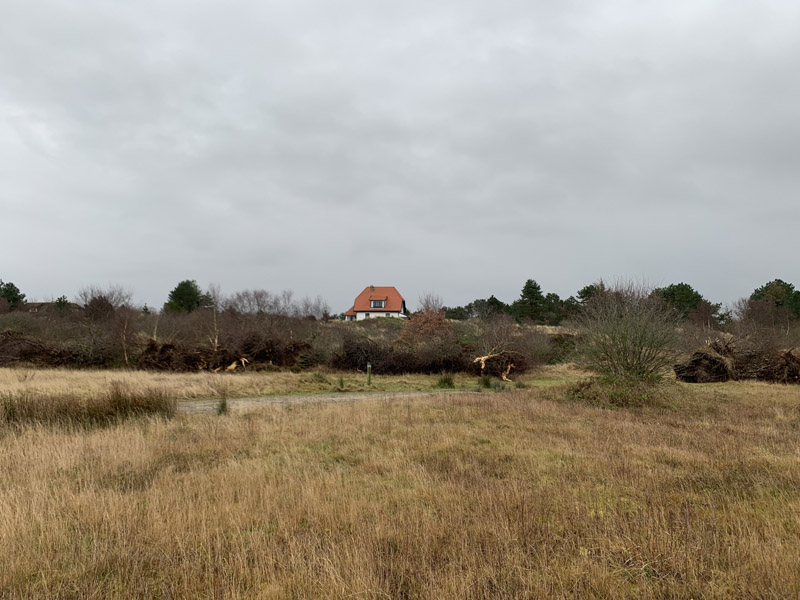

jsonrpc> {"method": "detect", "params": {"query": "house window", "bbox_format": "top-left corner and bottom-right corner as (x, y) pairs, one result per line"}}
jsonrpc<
(364, 313), (370, 318)
(370, 300), (385, 309)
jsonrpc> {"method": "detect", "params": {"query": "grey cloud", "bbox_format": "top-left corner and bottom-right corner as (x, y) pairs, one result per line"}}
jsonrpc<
(2, 1), (799, 311)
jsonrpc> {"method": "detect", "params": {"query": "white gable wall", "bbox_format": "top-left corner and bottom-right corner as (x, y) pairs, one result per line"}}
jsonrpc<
(355, 311), (405, 321)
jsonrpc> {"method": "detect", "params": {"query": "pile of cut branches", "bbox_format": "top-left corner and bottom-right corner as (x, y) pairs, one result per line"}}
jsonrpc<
(0, 330), (79, 366)
(674, 338), (800, 384)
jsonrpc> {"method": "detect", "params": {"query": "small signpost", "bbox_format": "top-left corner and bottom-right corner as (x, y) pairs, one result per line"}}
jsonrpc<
(367, 362), (372, 386)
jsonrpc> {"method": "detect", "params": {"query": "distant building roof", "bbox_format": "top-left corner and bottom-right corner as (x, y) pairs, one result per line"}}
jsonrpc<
(345, 286), (405, 315)
(24, 301), (83, 314)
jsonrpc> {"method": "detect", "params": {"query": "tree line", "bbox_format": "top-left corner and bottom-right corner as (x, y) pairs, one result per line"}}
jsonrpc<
(1, 275), (799, 377)
(443, 278), (800, 329)
(3, 277), (800, 329)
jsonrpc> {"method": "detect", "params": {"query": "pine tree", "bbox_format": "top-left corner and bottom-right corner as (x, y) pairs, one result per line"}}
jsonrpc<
(164, 280), (206, 313)
(0, 280), (26, 309)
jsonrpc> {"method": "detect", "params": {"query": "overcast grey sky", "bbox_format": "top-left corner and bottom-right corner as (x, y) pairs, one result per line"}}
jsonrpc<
(2, 0), (799, 312)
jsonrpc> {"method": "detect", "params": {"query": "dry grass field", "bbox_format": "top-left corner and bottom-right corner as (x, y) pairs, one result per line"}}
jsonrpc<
(0, 367), (799, 598)
(0, 367), (501, 402)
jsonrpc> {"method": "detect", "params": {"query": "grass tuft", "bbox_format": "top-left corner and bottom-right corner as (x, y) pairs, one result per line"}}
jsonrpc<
(436, 372), (455, 389)
(1, 381), (175, 427)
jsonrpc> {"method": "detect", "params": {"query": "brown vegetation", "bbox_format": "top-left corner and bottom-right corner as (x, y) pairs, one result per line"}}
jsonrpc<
(0, 378), (798, 598)
(675, 339), (800, 384)
(0, 366), (497, 403)
(1, 380), (175, 427)
(0, 305), (569, 378)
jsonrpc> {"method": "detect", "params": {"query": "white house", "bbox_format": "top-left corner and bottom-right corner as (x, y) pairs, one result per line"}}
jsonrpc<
(344, 286), (408, 321)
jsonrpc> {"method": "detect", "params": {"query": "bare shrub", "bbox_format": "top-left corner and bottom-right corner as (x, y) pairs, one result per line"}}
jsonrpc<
(575, 281), (682, 382)
(475, 314), (518, 357)
(516, 324), (562, 365)
(468, 315), (532, 379)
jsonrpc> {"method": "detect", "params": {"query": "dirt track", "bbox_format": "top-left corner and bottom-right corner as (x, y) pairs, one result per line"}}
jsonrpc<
(179, 390), (473, 414)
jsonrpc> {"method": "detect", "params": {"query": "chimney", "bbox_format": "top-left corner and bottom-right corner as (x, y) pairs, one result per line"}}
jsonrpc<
(370, 285), (375, 292)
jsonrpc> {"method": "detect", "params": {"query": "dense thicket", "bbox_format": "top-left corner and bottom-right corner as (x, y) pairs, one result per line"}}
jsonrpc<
(0, 303), (566, 377)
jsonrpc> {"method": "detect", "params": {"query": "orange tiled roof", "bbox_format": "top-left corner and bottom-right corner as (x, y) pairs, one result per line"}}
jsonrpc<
(346, 286), (405, 313)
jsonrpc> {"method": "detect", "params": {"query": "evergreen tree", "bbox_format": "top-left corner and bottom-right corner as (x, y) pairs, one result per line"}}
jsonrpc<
(164, 280), (206, 313)
(511, 279), (545, 321)
(654, 282), (722, 325)
(85, 295), (115, 321)
(654, 283), (702, 317)
(54, 295), (70, 313)
(542, 292), (564, 325)
(577, 282), (605, 305)
(751, 279), (800, 317)
(562, 296), (581, 317)
(443, 305), (469, 320)
(0, 280), (26, 310)
(486, 295), (509, 315)
(458, 296), (509, 319)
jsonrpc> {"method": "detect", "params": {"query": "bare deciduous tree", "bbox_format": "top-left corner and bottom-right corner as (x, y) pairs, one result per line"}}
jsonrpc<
(76, 285), (133, 309)
(296, 295), (330, 320)
(226, 289), (329, 319)
(226, 289), (271, 314)
(417, 291), (444, 314)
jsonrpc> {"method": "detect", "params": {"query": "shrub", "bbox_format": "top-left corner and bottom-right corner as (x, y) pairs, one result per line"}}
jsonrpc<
(400, 311), (454, 344)
(575, 281), (682, 382)
(468, 314), (535, 378)
(546, 332), (578, 364)
(330, 335), (469, 375)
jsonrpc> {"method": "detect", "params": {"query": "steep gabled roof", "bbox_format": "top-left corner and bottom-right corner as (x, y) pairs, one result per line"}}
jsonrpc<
(346, 286), (405, 314)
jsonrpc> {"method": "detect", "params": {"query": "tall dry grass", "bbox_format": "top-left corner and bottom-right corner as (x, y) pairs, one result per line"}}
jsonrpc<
(0, 379), (798, 598)
(1, 380), (175, 427)
(0, 366), (487, 401)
